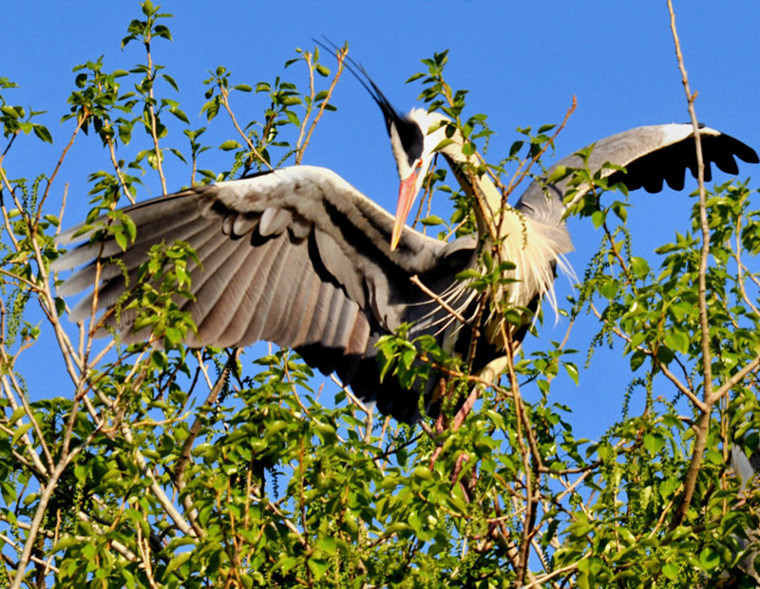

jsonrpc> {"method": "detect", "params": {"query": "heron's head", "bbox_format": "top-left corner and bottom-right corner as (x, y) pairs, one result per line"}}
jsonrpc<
(387, 108), (450, 249)
(331, 50), (452, 249)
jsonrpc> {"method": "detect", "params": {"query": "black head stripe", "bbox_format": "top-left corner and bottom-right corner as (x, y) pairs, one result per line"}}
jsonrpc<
(395, 117), (424, 166)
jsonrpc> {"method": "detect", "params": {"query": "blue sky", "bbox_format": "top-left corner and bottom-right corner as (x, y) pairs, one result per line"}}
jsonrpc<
(3, 2), (759, 438)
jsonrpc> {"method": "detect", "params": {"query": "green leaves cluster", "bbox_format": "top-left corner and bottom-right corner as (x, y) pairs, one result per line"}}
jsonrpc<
(0, 3), (758, 588)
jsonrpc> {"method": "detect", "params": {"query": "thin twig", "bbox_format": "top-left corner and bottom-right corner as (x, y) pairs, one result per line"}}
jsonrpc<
(35, 114), (86, 224)
(220, 88), (272, 171)
(10, 424), (100, 589)
(711, 352), (760, 405)
(501, 96), (577, 219)
(143, 35), (167, 194)
(733, 212), (760, 318)
(295, 48), (345, 164)
(410, 275), (470, 325)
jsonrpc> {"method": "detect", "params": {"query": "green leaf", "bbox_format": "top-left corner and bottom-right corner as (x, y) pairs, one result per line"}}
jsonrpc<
(664, 330), (689, 354)
(307, 558), (329, 580)
(32, 124), (53, 143)
(611, 201), (628, 223)
(169, 108), (189, 124)
(661, 562), (679, 580)
(8, 406), (26, 425)
(11, 422), (33, 446)
(413, 466), (433, 481)
(456, 269), (483, 280)
(316, 536), (337, 556)
(563, 362), (579, 385)
(630, 256), (650, 278)
(420, 215), (445, 226)
(630, 349), (646, 371)
(643, 433), (665, 455)
(599, 278), (619, 300)
(698, 547), (721, 571)
(591, 209), (606, 228)
(163, 551), (192, 578)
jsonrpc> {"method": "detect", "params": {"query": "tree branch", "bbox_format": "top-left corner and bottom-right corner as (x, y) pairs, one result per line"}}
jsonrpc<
(667, 0), (712, 528)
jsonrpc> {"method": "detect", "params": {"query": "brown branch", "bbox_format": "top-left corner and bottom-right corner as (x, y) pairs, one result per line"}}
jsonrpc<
(501, 95), (577, 214)
(588, 300), (705, 412)
(295, 48), (345, 164)
(498, 325), (536, 585)
(667, 0), (712, 528)
(0, 167), (22, 252)
(710, 353), (760, 405)
(602, 217), (636, 286)
(733, 212), (760, 319)
(0, 129), (19, 160)
(35, 114), (86, 224)
(54, 183), (68, 237)
(220, 87), (272, 171)
(0, 531), (59, 574)
(657, 361), (709, 413)
(524, 559), (584, 588)
(105, 133), (136, 204)
(10, 423), (100, 589)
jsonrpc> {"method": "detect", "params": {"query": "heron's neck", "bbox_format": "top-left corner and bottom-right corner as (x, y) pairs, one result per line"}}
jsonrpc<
(441, 146), (503, 238)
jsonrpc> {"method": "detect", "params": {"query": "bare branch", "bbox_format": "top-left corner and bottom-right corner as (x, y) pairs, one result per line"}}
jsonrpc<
(666, 0), (713, 528)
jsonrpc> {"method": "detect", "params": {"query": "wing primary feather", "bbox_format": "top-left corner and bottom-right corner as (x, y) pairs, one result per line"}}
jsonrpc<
(281, 255), (319, 346)
(230, 235), (290, 345)
(304, 281), (333, 345)
(253, 237), (310, 347)
(192, 234), (286, 344)
(267, 244), (316, 346)
(74, 219), (228, 327)
(197, 243), (266, 347)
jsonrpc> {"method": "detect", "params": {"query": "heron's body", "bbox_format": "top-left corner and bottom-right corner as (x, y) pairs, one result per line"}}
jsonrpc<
(53, 80), (759, 422)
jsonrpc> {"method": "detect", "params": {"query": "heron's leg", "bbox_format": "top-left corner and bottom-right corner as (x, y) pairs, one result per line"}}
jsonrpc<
(477, 355), (508, 384)
(447, 355), (507, 430)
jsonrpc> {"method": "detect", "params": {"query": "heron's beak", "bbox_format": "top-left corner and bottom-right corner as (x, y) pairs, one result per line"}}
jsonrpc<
(390, 170), (420, 251)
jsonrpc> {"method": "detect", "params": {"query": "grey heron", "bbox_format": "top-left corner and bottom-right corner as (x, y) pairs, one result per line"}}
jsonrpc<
(52, 69), (758, 423)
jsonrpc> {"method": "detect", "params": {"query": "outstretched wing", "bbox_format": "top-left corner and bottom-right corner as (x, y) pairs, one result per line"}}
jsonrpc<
(517, 124), (759, 229)
(53, 165), (474, 420)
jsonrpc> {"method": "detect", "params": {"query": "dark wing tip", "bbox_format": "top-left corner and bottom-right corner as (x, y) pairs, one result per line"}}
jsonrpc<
(719, 133), (759, 164)
(700, 133), (759, 185)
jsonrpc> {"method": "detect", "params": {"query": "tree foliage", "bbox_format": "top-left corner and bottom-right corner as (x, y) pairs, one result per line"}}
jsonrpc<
(0, 3), (758, 587)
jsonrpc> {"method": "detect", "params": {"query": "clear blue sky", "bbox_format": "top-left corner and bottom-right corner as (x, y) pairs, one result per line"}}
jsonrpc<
(3, 2), (758, 438)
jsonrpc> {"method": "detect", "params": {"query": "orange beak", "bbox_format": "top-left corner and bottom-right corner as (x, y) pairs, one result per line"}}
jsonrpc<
(390, 170), (420, 251)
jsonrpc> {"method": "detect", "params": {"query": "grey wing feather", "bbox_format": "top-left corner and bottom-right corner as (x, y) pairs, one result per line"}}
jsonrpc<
(517, 124), (759, 230)
(53, 165), (473, 421)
